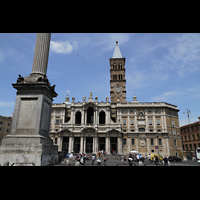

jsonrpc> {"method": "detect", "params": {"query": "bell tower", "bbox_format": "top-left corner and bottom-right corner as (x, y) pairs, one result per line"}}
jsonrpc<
(110, 41), (126, 104)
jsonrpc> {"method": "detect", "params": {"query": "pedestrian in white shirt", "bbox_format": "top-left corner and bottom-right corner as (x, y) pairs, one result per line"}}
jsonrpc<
(136, 154), (140, 165)
(92, 155), (95, 165)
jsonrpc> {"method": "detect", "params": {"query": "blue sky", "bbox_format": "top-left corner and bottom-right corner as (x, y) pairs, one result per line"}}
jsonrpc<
(0, 33), (200, 126)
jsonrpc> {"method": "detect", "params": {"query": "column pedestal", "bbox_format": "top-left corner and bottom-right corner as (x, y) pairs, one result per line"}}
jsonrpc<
(0, 81), (58, 166)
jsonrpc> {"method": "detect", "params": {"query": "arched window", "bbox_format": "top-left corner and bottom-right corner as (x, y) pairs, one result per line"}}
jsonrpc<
(87, 107), (94, 124)
(99, 111), (105, 124)
(75, 111), (81, 124)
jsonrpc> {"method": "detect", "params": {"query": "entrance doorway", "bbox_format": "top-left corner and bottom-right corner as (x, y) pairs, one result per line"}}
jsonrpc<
(99, 137), (105, 151)
(110, 137), (117, 154)
(87, 107), (94, 124)
(74, 137), (80, 153)
(86, 137), (93, 153)
(62, 137), (69, 152)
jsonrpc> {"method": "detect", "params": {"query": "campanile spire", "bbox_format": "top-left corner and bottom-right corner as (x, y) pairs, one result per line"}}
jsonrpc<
(110, 41), (126, 104)
(112, 41), (123, 58)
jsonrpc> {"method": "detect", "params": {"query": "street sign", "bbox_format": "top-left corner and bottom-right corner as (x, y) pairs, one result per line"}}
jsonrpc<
(155, 146), (159, 149)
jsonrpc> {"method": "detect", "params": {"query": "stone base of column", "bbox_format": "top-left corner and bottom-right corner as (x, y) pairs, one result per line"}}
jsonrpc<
(0, 135), (58, 166)
(0, 75), (58, 166)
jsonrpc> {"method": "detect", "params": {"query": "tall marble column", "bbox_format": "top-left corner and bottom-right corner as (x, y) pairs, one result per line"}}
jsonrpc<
(31, 33), (51, 76)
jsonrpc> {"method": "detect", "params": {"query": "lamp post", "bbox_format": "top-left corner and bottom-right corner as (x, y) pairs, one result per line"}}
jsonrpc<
(183, 109), (195, 161)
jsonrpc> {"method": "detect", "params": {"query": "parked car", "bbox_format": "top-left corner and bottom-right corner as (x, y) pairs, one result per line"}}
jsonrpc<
(168, 156), (182, 162)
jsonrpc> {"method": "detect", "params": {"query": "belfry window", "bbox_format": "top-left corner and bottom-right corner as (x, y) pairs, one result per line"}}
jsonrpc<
(113, 75), (117, 80)
(119, 75), (123, 80)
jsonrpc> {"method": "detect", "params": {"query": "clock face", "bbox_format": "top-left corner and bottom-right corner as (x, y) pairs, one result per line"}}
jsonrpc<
(115, 87), (121, 93)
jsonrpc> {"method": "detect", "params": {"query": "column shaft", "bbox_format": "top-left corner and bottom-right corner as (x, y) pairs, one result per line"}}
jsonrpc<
(31, 33), (51, 76)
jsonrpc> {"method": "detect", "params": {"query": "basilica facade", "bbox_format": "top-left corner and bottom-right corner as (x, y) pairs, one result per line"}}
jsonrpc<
(49, 41), (183, 158)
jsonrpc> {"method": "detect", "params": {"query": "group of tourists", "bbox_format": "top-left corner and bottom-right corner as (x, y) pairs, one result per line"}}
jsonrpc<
(65, 152), (87, 165)
(64, 150), (108, 165)
(124, 153), (169, 166)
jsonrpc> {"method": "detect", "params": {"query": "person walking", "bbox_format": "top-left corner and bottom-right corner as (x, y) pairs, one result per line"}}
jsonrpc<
(128, 155), (133, 166)
(136, 154), (140, 165)
(163, 156), (168, 166)
(154, 155), (158, 166)
(92, 155), (95, 165)
(148, 154), (151, 162)
(103, 156), (107, 165)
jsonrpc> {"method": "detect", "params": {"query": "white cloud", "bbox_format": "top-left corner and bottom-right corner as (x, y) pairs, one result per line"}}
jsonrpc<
(50, 41), (78, 54)
(0, 101), (15, 107)
(161, 33), (200, 76)
(151, 91), (183, 102)
(66, 90), (70, 94)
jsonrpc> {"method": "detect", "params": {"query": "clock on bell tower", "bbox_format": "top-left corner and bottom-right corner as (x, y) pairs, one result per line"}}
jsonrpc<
(110, 41), (126, 104)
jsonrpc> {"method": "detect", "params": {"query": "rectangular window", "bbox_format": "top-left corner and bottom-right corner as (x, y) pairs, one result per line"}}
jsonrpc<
(149, 119), (153, 126)
(55, 138), (57, 144)
(173, 130), (176, 136)
(123, 119), (126, 125)
(172, 120), (175, 127)
(132, 139), (135, 145)
(130, 119), (134, 126)
(151, 139), (154, 145)
(174, 139), (177, 146)
(123, 138), (127, 145)
(159, 139), (162, 145)
(55, 119), (60, 124)
(156, 119), (160, 126)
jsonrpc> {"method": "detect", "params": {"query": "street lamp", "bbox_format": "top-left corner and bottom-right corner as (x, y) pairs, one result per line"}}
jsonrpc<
(183, 109), (195, 160)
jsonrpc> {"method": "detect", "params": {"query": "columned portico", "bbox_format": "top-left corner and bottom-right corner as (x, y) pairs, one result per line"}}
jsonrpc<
(56, 129), (123, 155)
